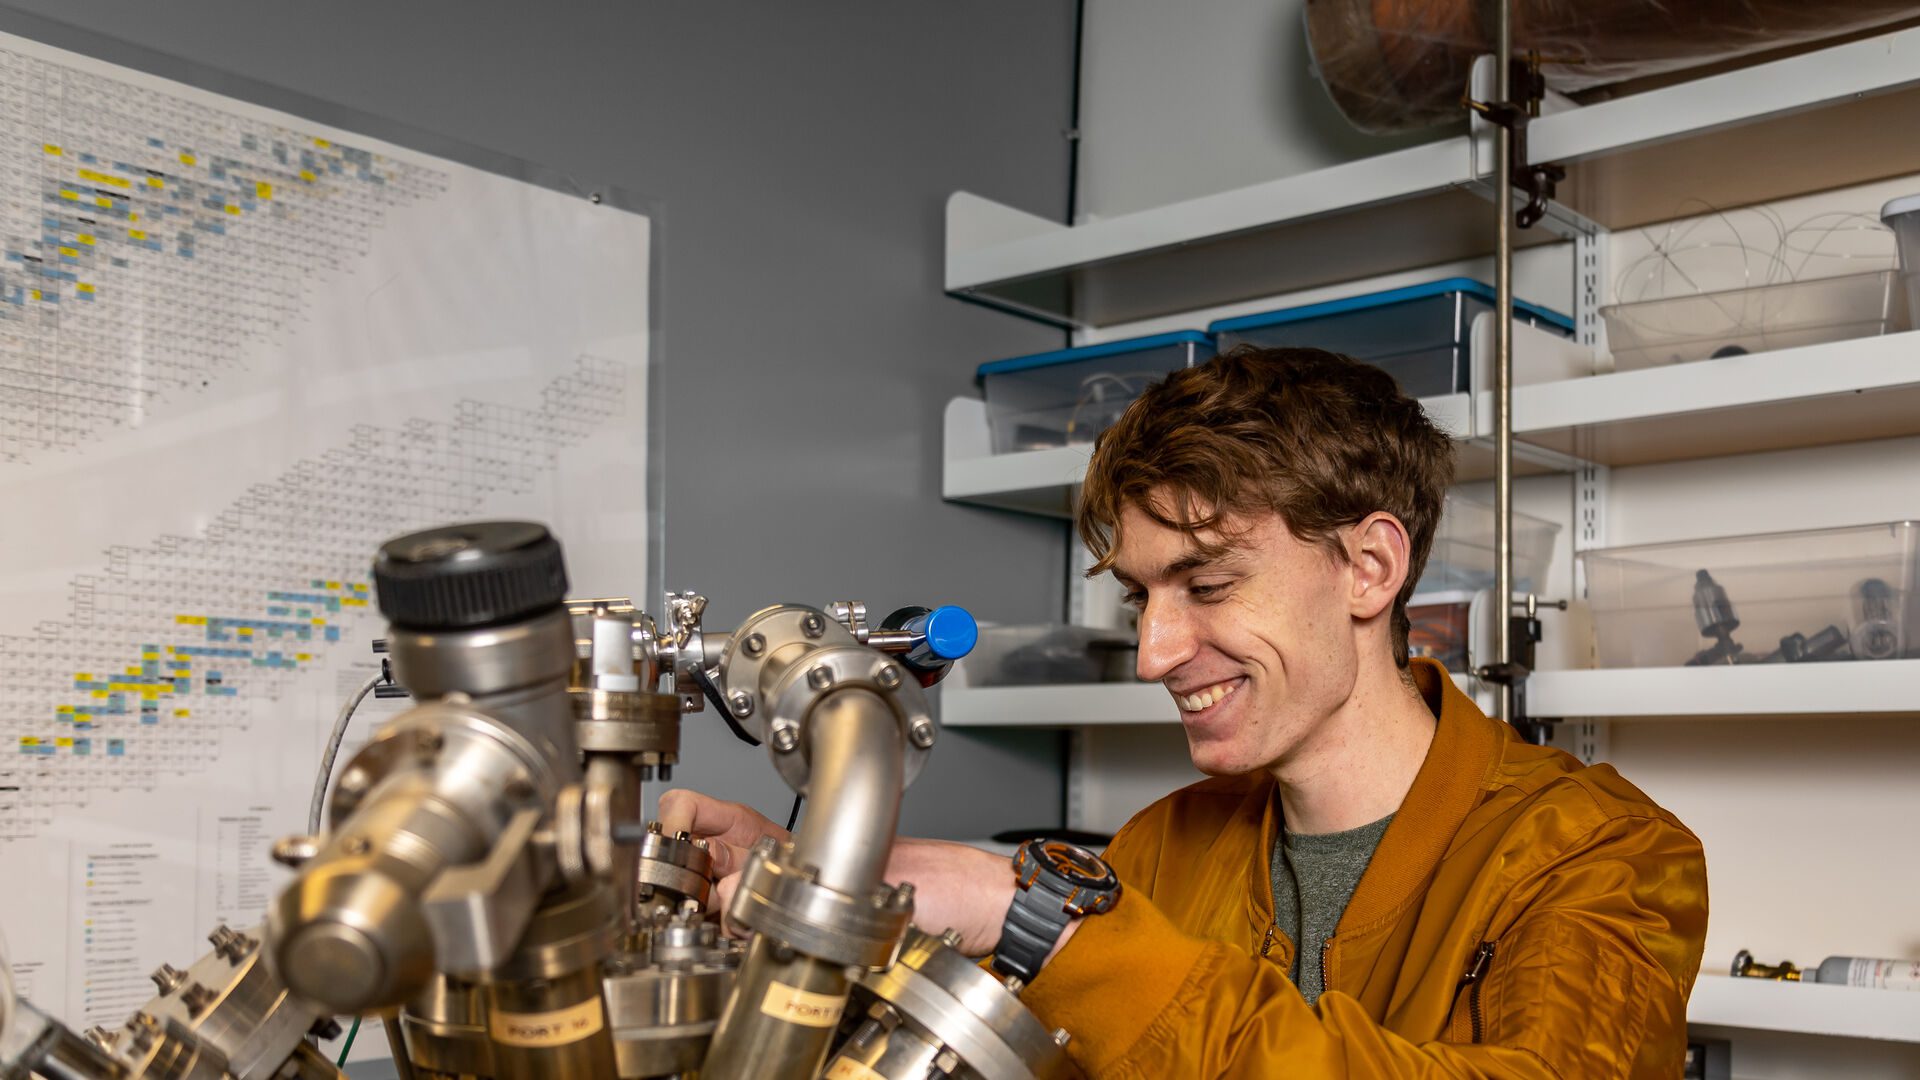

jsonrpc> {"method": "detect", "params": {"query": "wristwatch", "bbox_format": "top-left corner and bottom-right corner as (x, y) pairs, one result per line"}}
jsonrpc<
(990, 838), (1121, 984)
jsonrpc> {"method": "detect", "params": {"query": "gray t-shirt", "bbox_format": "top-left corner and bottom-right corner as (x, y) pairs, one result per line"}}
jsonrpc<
(1270, 813), (1395, 1005)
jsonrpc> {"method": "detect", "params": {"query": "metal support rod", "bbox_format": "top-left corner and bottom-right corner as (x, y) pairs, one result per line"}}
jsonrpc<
(1493, 0), (1516, 724)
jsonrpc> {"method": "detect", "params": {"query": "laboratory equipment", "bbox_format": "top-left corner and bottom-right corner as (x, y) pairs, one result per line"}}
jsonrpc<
(1732, 949), (1920, 990)
(0, 521), (1081, 1080)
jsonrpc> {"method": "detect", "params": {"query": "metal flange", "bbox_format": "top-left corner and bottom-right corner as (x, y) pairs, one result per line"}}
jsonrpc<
(762, 645), (935, 796)
(632, 826), (714, 911)
(727, 841), (912, 971)
(572, 689), (682, 757)
(854, 928), (1079, 1080)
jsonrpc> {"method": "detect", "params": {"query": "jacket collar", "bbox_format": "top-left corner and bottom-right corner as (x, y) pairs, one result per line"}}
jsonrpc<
(1243, 659), (1507, 937)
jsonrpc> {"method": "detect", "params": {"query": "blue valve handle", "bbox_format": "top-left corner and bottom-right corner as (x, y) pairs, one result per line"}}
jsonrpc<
(913, 605), (978, 663)
(878, 604), (977, 686)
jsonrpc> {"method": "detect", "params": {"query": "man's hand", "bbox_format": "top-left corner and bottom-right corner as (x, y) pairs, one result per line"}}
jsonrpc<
(657, 789), (1017, 957)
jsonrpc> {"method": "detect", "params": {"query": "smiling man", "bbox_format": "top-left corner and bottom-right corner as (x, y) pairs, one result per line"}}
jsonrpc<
(663, 346), (1709, 1078)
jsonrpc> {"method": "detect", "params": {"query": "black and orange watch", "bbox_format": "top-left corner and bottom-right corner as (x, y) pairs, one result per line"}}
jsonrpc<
(990, 838), (1121, 985)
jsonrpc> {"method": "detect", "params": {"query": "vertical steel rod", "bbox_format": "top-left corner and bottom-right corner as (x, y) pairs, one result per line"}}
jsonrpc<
(1493, 0), (1516, 723)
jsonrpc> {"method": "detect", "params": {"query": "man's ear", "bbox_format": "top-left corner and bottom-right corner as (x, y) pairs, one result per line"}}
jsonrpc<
(1346, 512), (1412, 621)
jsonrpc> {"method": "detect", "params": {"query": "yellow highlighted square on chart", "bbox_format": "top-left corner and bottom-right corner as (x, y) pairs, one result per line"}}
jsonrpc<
(315, 138), (331, 148)
(225, 204), (239, 215)
(237, 628), (253, 637)
(91, 690), (107, 699)
(257, 182), (272, 199)
(125, 667), (141, 676)
(179, 152), (196, 166)
(174, 709), (190, 718)
(96, 197), (111, 209)
(56, 738), (72, 748)
(130, 230), (146, 241)
(43, 144), (60, 155)
(326, 581), (342, 590)
(77, 284), (94, 295)
(77, 234), (94, 245)
(299, 170), (316, 182)
(75, 673), (92, 681)
(147, 177), (163, 189)
(312, 618), (326, 626)
(58, 190), (77, 201)
(29, 290), (40, 301)
(58, 247), (77, 257)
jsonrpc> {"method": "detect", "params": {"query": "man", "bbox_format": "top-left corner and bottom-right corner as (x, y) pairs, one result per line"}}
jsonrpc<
(663, 347), (1708, 1077)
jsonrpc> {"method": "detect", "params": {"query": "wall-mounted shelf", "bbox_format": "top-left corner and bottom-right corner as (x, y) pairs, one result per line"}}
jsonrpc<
(1510, 331), (1920, 468)
(1529, 660), (1920, 721)
(1538, 27), (1920, 233)
(1688, 975), (1920, 1043)
(947, 27), (1920, 330)
(940, 674), (1482, 728)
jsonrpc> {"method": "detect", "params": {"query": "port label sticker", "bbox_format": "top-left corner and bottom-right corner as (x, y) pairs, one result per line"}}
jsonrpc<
(760, 981), (846, 1028)
(489, 997), (606, 1047)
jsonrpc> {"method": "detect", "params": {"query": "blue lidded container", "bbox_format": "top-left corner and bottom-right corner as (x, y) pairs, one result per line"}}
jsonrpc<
(1207, 278), (1573, 398)
(975, 331), (1215, 454)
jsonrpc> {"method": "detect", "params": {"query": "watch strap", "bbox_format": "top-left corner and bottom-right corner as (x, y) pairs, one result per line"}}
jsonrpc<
(993, 882), (1072, 984)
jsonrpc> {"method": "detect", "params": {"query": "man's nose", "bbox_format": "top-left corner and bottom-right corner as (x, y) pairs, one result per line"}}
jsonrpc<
(1136, 597), (1198, 683)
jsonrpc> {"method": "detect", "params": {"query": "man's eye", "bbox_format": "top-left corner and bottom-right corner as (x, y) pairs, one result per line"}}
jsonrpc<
(1121, 591), (1146, 609)
(1190, 583), (1228, 600)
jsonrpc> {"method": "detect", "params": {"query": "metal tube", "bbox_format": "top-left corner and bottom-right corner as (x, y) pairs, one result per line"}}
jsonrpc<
(383, 1014), (420, 1080)
(791, 689), (904, 894)
(702, 688), (905, 1080)
(1493, 0), (1516, 724)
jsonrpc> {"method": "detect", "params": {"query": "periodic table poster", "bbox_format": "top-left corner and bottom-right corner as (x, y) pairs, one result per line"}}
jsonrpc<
(0, 28), (653, 1039)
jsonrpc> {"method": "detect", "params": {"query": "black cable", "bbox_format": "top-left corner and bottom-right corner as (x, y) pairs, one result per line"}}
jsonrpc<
(692, 665), (760, 747)
(784, 794), (804, 833)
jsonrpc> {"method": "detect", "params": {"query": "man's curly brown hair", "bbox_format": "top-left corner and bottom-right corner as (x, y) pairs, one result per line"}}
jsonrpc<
(1076, 346), (1456, 666)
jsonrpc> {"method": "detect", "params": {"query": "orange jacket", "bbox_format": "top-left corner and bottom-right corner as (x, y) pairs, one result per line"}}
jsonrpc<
(1023, 660), (1708, 1078)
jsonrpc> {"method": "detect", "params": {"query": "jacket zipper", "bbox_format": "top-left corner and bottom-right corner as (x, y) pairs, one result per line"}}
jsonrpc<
(1320, 940), (1333, 994)
(1260, 921), (1278, 958)
(1459, 941), (1496, 1043)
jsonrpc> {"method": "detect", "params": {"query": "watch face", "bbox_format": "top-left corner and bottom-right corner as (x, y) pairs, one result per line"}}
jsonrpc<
(1039, 840), (1114, 886)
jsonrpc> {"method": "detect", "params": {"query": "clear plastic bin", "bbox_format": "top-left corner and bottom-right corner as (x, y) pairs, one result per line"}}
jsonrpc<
(1415, 496), (1560, 597)
(1601, 270), (1907, 370)
(1578, 522), (1919, 669)
(959, 625), (1140, 686)
(977, 331), (1214, 454)
(1207, 278), (1573, 399)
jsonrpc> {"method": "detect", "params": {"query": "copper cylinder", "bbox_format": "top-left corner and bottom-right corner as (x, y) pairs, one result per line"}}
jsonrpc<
(1305, 0), (1920, 133)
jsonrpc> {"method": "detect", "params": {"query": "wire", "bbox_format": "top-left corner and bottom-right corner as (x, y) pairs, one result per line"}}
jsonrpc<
(784, 794), (804, 832)
(310, 668), (385, 836)
(334, 1016), (361, 1067)
(692, 665), (761, 747)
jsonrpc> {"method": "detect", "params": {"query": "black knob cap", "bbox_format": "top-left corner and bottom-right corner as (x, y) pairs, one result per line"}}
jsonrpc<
(373, 521), (569, 631)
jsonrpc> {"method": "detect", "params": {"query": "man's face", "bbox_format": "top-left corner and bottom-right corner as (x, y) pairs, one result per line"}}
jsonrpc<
(1109, 500), (1361, 777)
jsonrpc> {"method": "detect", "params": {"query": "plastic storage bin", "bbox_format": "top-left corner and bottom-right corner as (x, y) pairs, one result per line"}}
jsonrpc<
(1601, 270), (1908, 370)
(959, 625), (1140, 686)
(1207, 278), (1573, 398)
(1414, 496), (1560, 597)
(977, 331), (1214, 454)
(1578, 521), (1919, 669)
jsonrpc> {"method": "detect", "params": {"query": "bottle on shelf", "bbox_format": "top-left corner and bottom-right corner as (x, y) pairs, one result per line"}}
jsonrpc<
(1732, 949), (1920, 990)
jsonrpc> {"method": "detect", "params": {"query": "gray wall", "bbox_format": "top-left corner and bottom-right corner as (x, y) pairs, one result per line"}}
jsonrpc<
(1078, 0), (1447, 219)
(0, 1), (1076, 837)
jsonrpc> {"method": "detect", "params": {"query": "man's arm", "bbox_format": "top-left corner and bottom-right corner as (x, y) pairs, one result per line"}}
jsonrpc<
(1023, 812), (1707, 1080)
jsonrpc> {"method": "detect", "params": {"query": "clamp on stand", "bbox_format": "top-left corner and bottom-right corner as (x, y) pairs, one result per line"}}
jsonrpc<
(1463, 54), (1567, 230)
